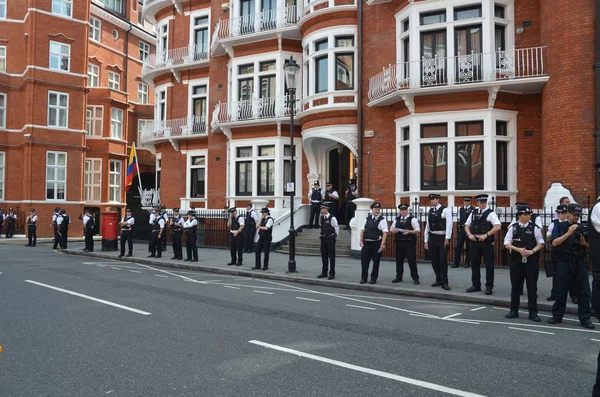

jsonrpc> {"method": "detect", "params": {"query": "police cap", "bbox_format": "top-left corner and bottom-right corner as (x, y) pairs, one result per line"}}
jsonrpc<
(187, 209), (195, 215)
(555, 205), (568, 214)
(398, 204), (409, 210)
(326, 182), (333, 186)
(245, 202), (252, 207)
(463, 196), (472, 201)
(568, 203), (583, 216)
(476, 194), (489, 202)
(228, 207), (237, 213)
(371, 202), (382, 209)
(320, 204), (329, 210)
(516, 206), (532, 216)
(30, 208), (35, 212)
(260, 207), (270, 214)
(54, 207), (60, 212)
(428, 193), (441, 200)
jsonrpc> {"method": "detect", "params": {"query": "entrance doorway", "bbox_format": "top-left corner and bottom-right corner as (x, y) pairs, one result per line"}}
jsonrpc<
(328, 145), (356, 225)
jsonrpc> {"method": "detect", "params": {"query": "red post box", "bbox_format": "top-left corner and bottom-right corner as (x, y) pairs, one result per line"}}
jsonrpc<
(101, 211), (119, 251)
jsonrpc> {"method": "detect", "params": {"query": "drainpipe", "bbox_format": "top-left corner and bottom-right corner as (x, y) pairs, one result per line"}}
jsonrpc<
(595, 0), (600, 197)
(357, 0), (363, 196)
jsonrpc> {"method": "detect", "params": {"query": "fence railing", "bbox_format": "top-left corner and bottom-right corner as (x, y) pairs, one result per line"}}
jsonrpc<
(368, 46), (547, 102)
(143, 44), (209, 72)
(141, 116), (208, 143)
(214, 96), (299, 124)
(214, 6), (300, 41)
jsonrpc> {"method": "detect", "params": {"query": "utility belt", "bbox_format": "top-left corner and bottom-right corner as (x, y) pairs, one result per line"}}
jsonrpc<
(320, 233), (336, 240)
(429, 231), (445, 237)
(122, 228), (132, 232)
(172, 227), (182, 234)
(364, 238), (381, 243)
(151, 229), (161, 234)
(323, 201), (334, 205)
(311, 200), (321, 204)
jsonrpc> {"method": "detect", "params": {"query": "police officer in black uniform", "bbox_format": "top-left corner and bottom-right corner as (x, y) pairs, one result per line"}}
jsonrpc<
(464, 194), (501, 295)
(5, 207), (16, 238)
(424, 193), (452, 290)
(118, 208), (134, 258)
(323, 183), (340, 219)
(318, 203), (339, 280)
(254, 208), (273, 270)
(0, 206), (4, 235)
(58, 209), (70, 248)
(148, 208), (164, 258)
(243, 203), (258, 253)
(504, 205), (545, 321)
(227, 207), (245, 266)
(359, 202), (388, 285)
(344, 179), (358, 230)
(26, 208), (37, 247)
(161, 206), (169, 252)
(83, 208), (95, 252)
(390, 204), (420, 284)
(170, 208), (184, 260)
(452, 196), (473, 268)
(548, 203), (594, 329)
(51, 207), (61, 250)
(184, 210), (199, 262)
(308, 181), (324, 228)
(546, 205), (577, 303)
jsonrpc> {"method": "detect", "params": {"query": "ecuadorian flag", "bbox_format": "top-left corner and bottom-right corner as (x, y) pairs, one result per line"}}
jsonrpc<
(125, 144), (138, 191)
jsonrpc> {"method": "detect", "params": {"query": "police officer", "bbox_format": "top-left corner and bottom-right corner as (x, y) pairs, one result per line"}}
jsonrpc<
(148, 208), (164, 258)
(51, 207), (61, 250)
(308, 181), (324, 228)
(170, 208), (184, 260)
(58, 209), (70, 249)
(82, 208), (95, 252)
(318, 203), (339, 280)
(254, 208), (273, 270)
(244, 203), (258, 253)
(464, 194), (501, 295)
(118, 208), (134, 258)
(390, 203), (420, 284)
(227, 207), (245, 266)
(5, 207), (16, 238)
(148, 206), (158, 253)
(0, 206), (4, 235)
(26, 208), (37, 247)
(323, 183), (340, 219)
(510, 202), (543, 229)
(183, 210), (198, 262)
(161, 206), (169, 252)
(344, 179), (359, 230)
(504, 205), (545, 321)
(452, 196), (473, 268)
(359, 202), (388, 285)
(546, 205), (577, 303)
(553, 197), (570, 221)
(548, 203), (594, 329)
(424, 193), (453, 290)
(588, 190), (600, 396)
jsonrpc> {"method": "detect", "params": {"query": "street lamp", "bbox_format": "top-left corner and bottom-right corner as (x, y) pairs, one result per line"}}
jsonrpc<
(283, 56), (300, 273)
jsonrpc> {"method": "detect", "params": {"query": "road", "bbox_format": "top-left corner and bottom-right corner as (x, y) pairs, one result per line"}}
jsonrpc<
(0, 246), (597, 397)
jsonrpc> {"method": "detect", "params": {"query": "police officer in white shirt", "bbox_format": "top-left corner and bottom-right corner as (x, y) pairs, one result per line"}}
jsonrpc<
(118, 209), (135, 258)
(424, 193), (453, 290)
(227, 207), (245, 266)
(553, 197), (570, 221)
(390, 203), (420, 284)
(308, 181), (324, 228)
(184, 210), (199, 262)
(323, 183), (340, 219)
(318, 203), (339, 280)
(359, 202), (388, 285)
(82, 208), (95, 252)
(26, 208), (38, 247)
(546, 205), (576, 302)
(254, 208), (274, 270)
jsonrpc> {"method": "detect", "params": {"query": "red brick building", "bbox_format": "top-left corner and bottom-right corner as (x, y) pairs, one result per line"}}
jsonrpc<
(0, 0), (156, 236)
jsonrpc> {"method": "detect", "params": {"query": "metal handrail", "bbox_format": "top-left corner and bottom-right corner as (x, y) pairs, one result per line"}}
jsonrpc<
(141, 116), (208, 143)
(214, 96), (300, 124)
(143, 44), (209, 70)
(214, 6), (300, 40)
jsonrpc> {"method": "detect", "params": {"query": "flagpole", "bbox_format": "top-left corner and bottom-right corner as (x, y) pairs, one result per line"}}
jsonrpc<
(132, 143), (144, 199)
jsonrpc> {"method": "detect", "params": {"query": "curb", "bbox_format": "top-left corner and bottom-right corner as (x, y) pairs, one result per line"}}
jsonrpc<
(62, 249), (578, 315)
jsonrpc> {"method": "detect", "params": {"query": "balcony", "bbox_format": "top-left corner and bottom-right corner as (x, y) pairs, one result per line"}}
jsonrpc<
(299, 0), (357, 26)
(211, 96), (300, 133)
(141, 116), (208, 152)
(211, 6), (301, 56)
(368, 47), (549, 107)
(142, 44), (209, 83)
(142, 0), (183, 23)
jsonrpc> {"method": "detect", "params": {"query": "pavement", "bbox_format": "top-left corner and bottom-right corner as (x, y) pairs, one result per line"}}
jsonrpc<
(0, 246), (599, 397)
(52, 239), (592, 315)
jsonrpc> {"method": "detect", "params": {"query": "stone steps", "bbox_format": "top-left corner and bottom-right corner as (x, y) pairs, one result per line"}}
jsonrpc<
(275, 227), (352, 257)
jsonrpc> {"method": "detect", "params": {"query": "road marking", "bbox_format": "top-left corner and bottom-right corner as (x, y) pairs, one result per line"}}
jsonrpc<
(333, 293), (478, 307)
(202, 280), (222, 284)
(346, 304), (376, 311)
(508, 327), (555, 335)
(234, 278), (250, 281)
(489, 307), (597, 325)
(410, 313), (440, 319)
(154, 274), (168, 278)
(0, 272), (3, 274)
(25, 280), (151, 316)
(132, 263), (203, 284)
(442, 313), (462, 320)
(249, 340), (487, 397)
(224, 286), (240, 290)
(253, 290), (274, 295)
(592, 339), (600, 342)
(110, 267), (121, 270)
(129, 270), (141, 274)
(470, 306), (485, 312)
(296, 297), (320, 302)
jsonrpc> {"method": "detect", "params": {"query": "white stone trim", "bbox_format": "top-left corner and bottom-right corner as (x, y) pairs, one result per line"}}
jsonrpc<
(186, 77), (210, 120)
(90, 4), (156, 43)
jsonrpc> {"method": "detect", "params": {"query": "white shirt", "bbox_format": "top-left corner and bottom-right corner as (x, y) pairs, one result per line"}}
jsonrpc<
(56, 216), (63, 226)
(254, 217), (274, 242)
(184, 218), (198, 229)
(247, 209), (259, 223)
(323, 190), (339, 200)
(171, 215), (185, 227)
(465, 207), (501, 228)
(230, 215), (245, 233)
(28, 214), (38, 223)
(82, 214), (90, 225)
(424, 205), (453, 243)
(591, 197), (600, 233)
(149, 213), (156, 224)
(360, 213), (389, 241)
(121, 216), (135, 226)
(321, 213), (339, 237)
(163, 213), (169, 222)
(4, 213), (16, 220)
(346, 188), (359, 199)
(391, 216), (421, 232)
(308, 188), (325, 202)
(504, 221), (545, 246)
(52, 213), (58, 223)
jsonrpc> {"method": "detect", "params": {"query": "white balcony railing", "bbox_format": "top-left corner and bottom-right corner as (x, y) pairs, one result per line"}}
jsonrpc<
(141, 116), (208, 144)
(143, 44), (209, 71)
(214, 96), (300, 124)
(368, 47), (547, 102)
(214, 6), (300, 41)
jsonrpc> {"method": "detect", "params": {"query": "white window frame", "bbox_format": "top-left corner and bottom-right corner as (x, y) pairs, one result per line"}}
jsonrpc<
(0, 45), (6, 73)
(188, 9), (211, 60)
(0, 93), (5, 129)
(90, 17), (101, 42)
(186, 150), (208, 200)
(138, 82), (149, 104)
(109, 160), (122, 203)
(187, 78), (209, 124)
(139, 40), (150, 61)
(86, 106), (103, 137)
(87, 64), (99, 87)
(46, 151), (67, 201)
(157, 23), (169, 62)
(84, 158), (102, 202)
(108, 71), (121, 90)
(0, 0), (5, 19)
(155, 153), (161, 190)
(47, 91), (69, 128)
(137, 119), (152, 146)
(49, 41), (71, 72)
(155, 85), (168, 124)
(0, 152), (4, 200)
(52, 0), (72, 17)
(102, 0), (123, 14)
(111, 108), (124, 139)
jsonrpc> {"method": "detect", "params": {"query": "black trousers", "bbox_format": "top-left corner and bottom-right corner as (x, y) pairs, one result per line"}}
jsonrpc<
(255, 235), (272, 268)
(27, 225), (37, 246)
(454, 228), (471, 266)
(150, 232), (162, 257)
(429, 234), (449, 285)
(172, 231), (182, 259)
(244, 225), (256, 252)
(344, 201), (356, 227)
(6, 220), (14, 237)
(120, 230), (133, 256)
(59, 228), (68, 249)
(549, 272), (577, 300)
(509, 254), (539, 312)
(552, 259), (591, 322)
(396, 240), (419, 280)
(470, 241), (495, 289)
(84, 230), (93, 251)
(361, 240), (382, 281)
(185, 231), (198, 260)
(53, 226), (60, 249)
(162, 230), (167, 250)
(591, 280), (600, 397)
(309, 203), (320, 227)
(230, 234), (243, 264)
(320, 237), (336, 276)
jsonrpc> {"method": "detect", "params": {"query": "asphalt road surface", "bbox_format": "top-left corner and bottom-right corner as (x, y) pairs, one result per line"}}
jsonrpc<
(0, 246), (598, 397)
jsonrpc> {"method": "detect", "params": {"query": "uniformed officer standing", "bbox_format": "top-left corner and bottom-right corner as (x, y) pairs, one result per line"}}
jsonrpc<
(452, 196), (473, 268)
(227, 207), (245, 266)
(82, 208), (95, 252)
(546, 205), (577, 303)
(254, 208), (273, 270)
(424, 193), (453, 290)
(553, 197), (570, 221)
(58, 209), (70, 248)
(243, 203), (259, 253)
(504, 205), (545, 321)
(308, 181), (324, 228)
(118, 208), (134, 258)
(51, 207), (61, 250)
(390, 203), (420, 284)
(5, 207), (16, 238)
(323, 183), (340, 219)
(160, 206), (169, 252)
(26, 208), (37, 247)
(318, 203), (339, 280)
(464, 194), (501, 295)
(344, 179), (359, 230)
(359, 202), (388, 285)
(510, 202), (543, 229)
(148, 206), (158, 253)
(170, 208), (184, 260)
(549, 203), (594, 329)
(183, 210), (199, 262)
(0, 207), (4, 235)
(148, 208), (165, 258)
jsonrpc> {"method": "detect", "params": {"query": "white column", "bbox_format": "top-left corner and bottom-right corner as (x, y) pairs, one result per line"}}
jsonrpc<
(351, 198), (374, 252)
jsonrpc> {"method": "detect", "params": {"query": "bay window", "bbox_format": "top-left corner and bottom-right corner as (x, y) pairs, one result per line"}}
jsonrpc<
(109, 160), (122, 202)
(190, 156), (206, 198)
(84, 159), (102, 202)
(46, 151), (67, 200)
